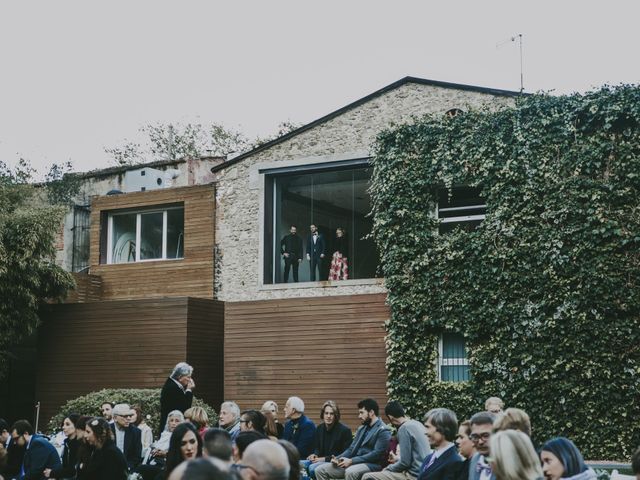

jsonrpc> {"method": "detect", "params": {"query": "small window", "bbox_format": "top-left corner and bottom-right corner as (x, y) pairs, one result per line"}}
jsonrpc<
(106, 205), (184, 264)
(445, 108), (465, 117)
(437, 186), (486, 234)
(438, 333), (470, 382)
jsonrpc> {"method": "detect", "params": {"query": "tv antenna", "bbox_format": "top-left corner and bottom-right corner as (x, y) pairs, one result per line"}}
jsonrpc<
(497, 33), (524, 93)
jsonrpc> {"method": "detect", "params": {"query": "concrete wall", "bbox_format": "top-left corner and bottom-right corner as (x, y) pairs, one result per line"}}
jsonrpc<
(213, 82), (515, 302)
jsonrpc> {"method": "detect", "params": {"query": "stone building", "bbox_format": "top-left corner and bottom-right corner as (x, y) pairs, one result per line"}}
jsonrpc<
(10, 77), (520, 428)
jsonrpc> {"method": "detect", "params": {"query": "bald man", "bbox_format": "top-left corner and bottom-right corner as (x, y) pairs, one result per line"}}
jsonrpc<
(240, 439), (290, 480)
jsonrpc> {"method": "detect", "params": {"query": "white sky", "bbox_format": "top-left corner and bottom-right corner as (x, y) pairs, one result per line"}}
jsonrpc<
(1, 0), (639, 174)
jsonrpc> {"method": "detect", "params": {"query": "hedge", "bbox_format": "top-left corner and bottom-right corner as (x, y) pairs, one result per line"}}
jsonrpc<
(47, 388), (218, 437)
(371, 85), (640, 460)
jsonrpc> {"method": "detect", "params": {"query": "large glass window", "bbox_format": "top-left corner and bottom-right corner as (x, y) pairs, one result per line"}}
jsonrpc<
(105, 205), (184, 264)
(264, 163), (379, 284)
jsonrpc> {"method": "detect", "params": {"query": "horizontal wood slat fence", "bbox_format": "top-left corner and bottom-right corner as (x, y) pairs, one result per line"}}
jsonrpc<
(36, 297), (223, 427)
(224, 293), (389, 430)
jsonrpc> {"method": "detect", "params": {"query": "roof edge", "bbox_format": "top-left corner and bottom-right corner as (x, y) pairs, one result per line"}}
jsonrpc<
(211, 76), (523, 174)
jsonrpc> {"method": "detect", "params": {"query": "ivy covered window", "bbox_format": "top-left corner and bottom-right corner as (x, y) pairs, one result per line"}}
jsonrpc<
(438, 333), (470, 382)
(262, 159), (379, 284)
(437, 186), (486, 234)
(105, 205), (184, 264)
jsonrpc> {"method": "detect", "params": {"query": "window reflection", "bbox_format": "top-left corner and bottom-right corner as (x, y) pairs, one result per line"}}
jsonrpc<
(266, 166), (379, 284)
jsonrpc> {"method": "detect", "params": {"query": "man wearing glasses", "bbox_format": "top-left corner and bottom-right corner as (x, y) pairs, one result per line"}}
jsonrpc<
(109, 403), (142, 472)
(467, 412), (496, 480)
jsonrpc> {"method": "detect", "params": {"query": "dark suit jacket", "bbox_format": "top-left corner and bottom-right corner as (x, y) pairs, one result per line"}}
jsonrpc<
(3, 437), (25, 478)
(23, 435), (62, 480)
(417, 445), (463, 480)
(306, 233), (325, 259)
(339, 418), (391, 471)
(109, 424), (142, 471)
(159, 377), (193, 433)
(281, 233), (303, 259)
(313, 422), (353, 461)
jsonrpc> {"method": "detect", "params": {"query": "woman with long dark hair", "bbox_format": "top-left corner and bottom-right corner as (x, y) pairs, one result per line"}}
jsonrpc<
(82, 417), (127, 480)
(44, 414), (81, 479)
(163, 422), (202, 479)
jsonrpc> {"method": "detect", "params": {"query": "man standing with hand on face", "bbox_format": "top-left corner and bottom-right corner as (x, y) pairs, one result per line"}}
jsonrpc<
(159, 362), (195, 434)
(315, 398), (391, 480)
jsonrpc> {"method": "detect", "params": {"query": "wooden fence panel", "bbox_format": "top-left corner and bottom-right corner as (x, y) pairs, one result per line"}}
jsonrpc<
(224, 293), (389, 430)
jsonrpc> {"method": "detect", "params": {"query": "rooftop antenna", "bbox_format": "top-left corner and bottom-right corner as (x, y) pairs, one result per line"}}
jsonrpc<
(497, 33), (524, 93)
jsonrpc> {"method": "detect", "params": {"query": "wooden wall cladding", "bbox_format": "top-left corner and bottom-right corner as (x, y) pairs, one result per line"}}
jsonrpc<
(224, 293), (389, 430)
(64, 273), (103, 303)
(36, 297), (223, 428)
(88, 185), (215, 301)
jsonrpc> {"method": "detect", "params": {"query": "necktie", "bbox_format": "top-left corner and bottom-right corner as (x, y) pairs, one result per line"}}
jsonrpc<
(423, 453), (436, 471)
(476, 459), (492, 477)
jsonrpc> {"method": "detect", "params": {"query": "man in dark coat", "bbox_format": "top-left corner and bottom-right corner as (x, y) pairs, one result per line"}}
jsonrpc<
(109, 403), (142, 472)
(281, 225), (303, 282)
(159, 362), (195, 433)
(11, 419), (61, 480)
(306, 224), (325, 281)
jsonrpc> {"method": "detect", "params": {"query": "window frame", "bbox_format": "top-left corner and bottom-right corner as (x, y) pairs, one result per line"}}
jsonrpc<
(436, 186), (487, 232)
(437, 332), (470, 382)
(261, 158), (374, 285)
(105, 204), (184, 264)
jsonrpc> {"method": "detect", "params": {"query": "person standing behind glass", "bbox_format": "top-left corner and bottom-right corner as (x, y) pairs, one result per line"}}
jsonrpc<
(281, 225), (303, 283)
(306, 224), (325, 281)
(328, 228), (349, 281)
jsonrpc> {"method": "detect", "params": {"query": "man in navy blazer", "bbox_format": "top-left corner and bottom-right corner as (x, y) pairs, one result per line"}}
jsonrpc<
(417, 408), (463, 480)
(11, 419), (61, 480)
(315, 398), (391, 480)
(306, 224), (326, 281)
(109, 403), (142, 471)
(466, 412), (496, 480)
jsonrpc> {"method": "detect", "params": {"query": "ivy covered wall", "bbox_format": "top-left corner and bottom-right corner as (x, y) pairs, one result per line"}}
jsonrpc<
(371, 85), (640, 460)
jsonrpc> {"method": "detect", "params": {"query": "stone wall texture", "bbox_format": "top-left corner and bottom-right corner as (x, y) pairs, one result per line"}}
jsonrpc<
(214, 81), (516, 302)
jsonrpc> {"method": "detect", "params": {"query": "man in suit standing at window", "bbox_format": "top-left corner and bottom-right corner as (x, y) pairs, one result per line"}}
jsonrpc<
(281, 225), (303, 283)
(306, 224), (325, 281)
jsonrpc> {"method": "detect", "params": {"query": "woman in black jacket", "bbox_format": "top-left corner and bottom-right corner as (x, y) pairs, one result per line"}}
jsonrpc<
(44, 414), (81, 479)
(82, 417), (127, 480)
(305, 401), (352, 478)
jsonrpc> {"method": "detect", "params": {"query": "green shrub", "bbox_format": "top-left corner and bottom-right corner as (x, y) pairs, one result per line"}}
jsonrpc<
(47, 388), (217, 438)
(372, 85), (640, 461)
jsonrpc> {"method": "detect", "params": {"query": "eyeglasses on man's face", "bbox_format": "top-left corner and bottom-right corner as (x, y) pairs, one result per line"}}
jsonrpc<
(469, 432), (491, 442)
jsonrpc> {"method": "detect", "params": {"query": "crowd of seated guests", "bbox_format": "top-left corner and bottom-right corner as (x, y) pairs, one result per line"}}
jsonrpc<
(1, 394), (640, 480)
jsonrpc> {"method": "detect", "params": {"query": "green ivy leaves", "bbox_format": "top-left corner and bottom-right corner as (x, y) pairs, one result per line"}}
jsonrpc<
(371, 85), (640, 461)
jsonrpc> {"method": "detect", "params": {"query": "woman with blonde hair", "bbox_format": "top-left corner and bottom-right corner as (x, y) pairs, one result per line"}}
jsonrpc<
(184, 406), (209, 439)
(261, 400), (284, 438)
(489, 430), (543, 480)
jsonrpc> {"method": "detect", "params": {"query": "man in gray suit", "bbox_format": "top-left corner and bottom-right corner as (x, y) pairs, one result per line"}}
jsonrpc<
(315, 398), (391, 480)
(467, 412), (496, 480)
